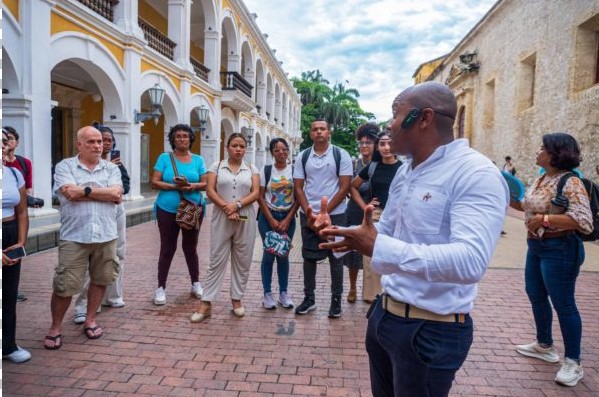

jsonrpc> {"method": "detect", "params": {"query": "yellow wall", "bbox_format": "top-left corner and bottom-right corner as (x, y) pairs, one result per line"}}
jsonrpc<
(80, 95), (104, 127)
(51, 11), (124, 67)
(140, 59), (181, 91)
(414, 57), (446, 84)
(141, 116), (166, 177)
(4, 0), (19, 21)
(190, 43), (205, 63)
(139, 0), (168, 36)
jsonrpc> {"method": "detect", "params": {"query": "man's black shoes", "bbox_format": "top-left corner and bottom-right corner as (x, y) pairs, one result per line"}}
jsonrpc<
(328, 296), (342, 318)
(295, 297), (316, 315)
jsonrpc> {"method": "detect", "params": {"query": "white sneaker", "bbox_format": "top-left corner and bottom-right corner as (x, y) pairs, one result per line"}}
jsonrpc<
(154, 287), (166, 305)
(278, 291), (294, 308)
(191, 282), (203, 298)
(516, 342), (560, 363)
(73, 312), (87, 324)
(3, 346), (32, 363)
(262, 293), (276, 309)
(555, 358), (583, 386)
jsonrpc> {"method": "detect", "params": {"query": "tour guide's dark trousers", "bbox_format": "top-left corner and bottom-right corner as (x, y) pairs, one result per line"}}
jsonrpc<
(300, 213), (344, 299)
(365, 297), (473, 397)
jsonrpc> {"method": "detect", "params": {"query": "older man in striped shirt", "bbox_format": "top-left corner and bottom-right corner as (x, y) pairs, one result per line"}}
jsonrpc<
(44, 126), (123, 350)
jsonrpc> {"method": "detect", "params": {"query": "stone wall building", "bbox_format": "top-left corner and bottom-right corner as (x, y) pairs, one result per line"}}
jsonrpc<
(423, 0), (599, 185)
(2, 0), (302, 216)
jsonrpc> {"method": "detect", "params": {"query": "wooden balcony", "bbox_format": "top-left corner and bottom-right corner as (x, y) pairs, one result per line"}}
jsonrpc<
(220, 72), (255, 112)
(76, 0), (119, 21)
(190, 58), (210, 82)
(138, 18), (176, 60)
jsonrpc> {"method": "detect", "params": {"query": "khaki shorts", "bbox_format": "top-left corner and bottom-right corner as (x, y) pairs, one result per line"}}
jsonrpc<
(53, 239), (120, 297)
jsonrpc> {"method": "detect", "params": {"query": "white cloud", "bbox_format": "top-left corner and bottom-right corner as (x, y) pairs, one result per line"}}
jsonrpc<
(244, 0), (497, 121)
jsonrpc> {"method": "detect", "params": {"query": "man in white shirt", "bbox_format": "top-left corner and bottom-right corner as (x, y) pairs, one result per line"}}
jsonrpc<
(293, 119), (353, 318)
(320, 82), (509, 396)
(44, 126), (123, 350)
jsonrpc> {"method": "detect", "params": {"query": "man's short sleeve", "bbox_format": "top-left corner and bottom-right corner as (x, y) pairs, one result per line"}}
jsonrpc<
(53, 160), (76, 194)
(339, 149), (353, 176)
(293, 151), (305, 179)
(107, 163), (123, 187)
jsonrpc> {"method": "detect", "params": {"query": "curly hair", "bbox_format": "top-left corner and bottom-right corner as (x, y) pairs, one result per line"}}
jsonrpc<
(269, 137), (289, 153)
(355, 122), (380, 140)
(167, 124), (195, 150)
(542, 132), (581, 171)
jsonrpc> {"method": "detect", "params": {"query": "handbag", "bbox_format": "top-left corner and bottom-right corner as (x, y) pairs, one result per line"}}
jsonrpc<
(264, 231), (291, 257)
(169, 154), (203, 230)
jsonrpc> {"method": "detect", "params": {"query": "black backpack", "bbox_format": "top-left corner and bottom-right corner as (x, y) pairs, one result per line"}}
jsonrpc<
(556, 172), (599, 241)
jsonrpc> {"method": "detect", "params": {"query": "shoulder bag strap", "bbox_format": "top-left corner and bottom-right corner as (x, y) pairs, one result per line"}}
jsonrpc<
(169, 153), (185, 201)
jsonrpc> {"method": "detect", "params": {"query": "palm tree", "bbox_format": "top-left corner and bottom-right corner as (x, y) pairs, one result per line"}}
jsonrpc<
(322, 82), (360, 131)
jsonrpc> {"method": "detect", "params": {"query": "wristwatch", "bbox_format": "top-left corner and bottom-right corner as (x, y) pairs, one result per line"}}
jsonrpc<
(84, 186), (92, 197)
(541, 214), (550, 228)
(236, 201), (242, 210)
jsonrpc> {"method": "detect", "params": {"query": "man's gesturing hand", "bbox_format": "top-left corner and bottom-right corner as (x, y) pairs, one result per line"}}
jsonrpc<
(319, 204), (378, 257)
(306, 196), (331, 234)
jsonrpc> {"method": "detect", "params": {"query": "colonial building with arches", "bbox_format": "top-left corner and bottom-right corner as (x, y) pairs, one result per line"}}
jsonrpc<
(2, 0), (302, 215)
(415, 0), (599, 185)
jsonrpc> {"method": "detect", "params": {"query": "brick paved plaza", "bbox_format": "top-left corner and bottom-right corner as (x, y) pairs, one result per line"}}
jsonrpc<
(3, 207), (599, 396)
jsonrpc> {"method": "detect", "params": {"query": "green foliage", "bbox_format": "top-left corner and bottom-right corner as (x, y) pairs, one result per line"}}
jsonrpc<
(292, 70), (375, 157)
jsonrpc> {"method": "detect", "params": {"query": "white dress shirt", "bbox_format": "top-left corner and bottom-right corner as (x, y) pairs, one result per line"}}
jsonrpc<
(372, 139), (509, 314)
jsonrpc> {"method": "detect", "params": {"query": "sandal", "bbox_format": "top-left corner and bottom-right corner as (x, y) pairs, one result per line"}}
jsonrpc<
(44, 334), (63, 350)
(83, 325), (103, 339)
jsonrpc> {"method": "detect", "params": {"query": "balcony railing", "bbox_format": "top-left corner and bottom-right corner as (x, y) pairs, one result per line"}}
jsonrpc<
(76, 0), (119, 21)
(220, 72), (253, 98)
(190, 58), (210, 82)
(138, 18), (176, 60)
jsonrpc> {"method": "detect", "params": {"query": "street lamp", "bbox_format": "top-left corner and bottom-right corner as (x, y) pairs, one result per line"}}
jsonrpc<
(196, 105), (210, 138)
(246, 126), (254, 147)
(134, 83), (165, 124)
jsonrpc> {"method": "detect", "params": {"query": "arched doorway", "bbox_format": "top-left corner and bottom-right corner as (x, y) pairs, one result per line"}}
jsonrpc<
(457, 106), (466, 138)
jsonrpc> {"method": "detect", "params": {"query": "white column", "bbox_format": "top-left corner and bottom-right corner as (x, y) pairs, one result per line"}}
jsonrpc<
(168, 0), (192, 70)
(120, 37), (144, 199)
(204, 30), (220, 88)
(256, 82), (266, 113)
(19, 0), (56, 215)
(227, 54), (240, 74)
(200, 98), (222, 166)
(113, 0), (145, 39)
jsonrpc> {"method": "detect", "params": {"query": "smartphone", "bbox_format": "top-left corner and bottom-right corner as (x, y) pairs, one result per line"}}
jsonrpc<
(5, 247), (26, 260)
(239, 215), (248, 221)
(110, 149), (120, 159)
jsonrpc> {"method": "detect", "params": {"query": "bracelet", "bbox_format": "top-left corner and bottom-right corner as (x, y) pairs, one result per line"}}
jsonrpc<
(236, 201), (242, 210)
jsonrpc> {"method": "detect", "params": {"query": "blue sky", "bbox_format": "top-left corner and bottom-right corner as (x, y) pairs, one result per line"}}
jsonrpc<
(244, 0), (497, 121)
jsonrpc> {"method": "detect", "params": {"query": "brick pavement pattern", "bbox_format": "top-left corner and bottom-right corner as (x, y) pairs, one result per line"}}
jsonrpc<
(4, 206), (599, 396)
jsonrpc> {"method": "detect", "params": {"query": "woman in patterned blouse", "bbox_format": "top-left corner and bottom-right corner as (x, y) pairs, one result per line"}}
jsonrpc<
(510, 132), (592, 387)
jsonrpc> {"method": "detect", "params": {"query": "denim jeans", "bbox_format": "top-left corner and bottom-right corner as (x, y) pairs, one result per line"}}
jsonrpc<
(365, 298), (473, 397)
(257, 209), (296, 294)
(525, 234), (585, 360)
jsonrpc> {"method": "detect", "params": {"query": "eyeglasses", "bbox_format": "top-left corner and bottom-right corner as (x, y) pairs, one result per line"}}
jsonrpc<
(175, 135), (190, 140)
(6, 136), (16, 141)
(358, 141), (374, 147)
(2, 139), (8, 145)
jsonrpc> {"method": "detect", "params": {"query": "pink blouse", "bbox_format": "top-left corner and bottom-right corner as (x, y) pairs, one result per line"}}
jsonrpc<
(522, 172), (593, 234)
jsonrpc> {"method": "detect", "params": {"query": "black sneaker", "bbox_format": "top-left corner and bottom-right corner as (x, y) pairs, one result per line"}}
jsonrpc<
(295, 297), (316, 315)
(16, 292), (27, 302)
(328, 296), (342, 318)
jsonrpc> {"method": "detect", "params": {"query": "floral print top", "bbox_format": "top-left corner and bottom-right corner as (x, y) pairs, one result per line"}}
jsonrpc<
(522, 171), (593, 234)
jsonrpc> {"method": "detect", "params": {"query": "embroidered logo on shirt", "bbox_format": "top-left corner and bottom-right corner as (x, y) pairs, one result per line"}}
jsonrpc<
(422, 193), (432, 202)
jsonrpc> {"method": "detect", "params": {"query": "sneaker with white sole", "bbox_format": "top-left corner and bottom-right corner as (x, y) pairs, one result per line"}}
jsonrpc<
(73, 312), (87, 324)
(3, 346), (32, 363)
(516, 342), (560, 363)
(295, 296), (316, 315)
(191, 282), (203, 298)
(262, 293), (276, 309)
(278, 292), (294, 308)
(154, 287), (166, 305)
(555, 358), (583, 386)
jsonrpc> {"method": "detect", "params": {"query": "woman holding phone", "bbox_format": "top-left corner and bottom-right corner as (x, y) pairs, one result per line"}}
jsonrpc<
(2, 128), (31, 363)
(151, 124), (207, 306)
(190, 133), (260, 322)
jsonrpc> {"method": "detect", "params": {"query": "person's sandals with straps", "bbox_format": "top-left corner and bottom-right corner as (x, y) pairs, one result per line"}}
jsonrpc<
(83, 324), (103, 339)
(44, 334), (63, 350)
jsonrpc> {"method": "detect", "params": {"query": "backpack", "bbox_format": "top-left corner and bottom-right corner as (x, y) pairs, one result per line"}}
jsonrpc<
(301, 145), (341, 178)
(556, 172), (599, 241)
(14, 155), (28, 177)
